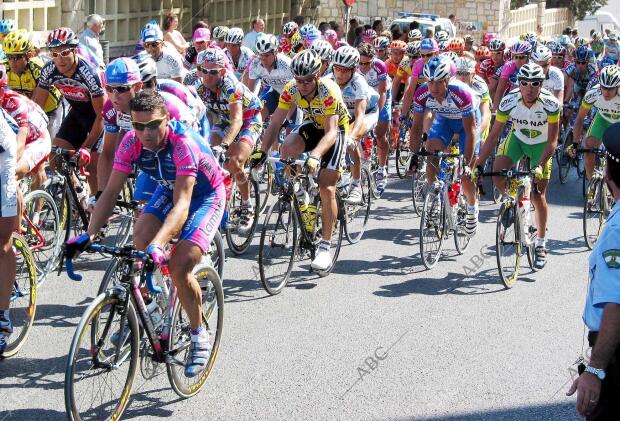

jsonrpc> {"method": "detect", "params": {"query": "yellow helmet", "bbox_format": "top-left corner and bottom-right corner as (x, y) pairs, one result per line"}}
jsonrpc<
(2, 30), (32, 55)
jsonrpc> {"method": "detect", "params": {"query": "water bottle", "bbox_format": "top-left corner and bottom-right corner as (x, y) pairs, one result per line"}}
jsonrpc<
(146, 298), (163, 329)
(272, 151), (285, 187)
(306, 202), (318, 232)
(295, 185), (309, 226)
(448, 182), (461, 206)
(362, 137), (373, 159)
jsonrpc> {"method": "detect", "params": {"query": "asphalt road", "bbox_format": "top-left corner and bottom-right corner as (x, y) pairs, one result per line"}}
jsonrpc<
(0, 164), (589, 421)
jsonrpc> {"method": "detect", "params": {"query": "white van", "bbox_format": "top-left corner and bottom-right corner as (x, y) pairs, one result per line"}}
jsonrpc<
(391, 12), (456, 38)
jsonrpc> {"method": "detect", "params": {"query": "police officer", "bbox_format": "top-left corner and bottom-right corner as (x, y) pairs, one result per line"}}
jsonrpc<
(567, 122), (620, 419)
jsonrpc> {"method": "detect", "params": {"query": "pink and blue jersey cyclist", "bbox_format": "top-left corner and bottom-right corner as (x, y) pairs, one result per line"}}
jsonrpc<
(114, 120), (225, 252)
(360, 57), (392, 123)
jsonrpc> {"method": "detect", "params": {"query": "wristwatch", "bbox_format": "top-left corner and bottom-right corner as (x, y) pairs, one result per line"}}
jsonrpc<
(585, 365), (606, 381)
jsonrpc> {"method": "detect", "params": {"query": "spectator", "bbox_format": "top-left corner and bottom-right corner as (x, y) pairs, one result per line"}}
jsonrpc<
(78, 14), (105, 68)
(329, 21), (338, 30)
(184, 27), (210, 69)
(318, 22), (330, 33)
(426, 28), (435, 39)
(333, 23), (345, 41)
(242, 18), (264, 51)
(293, 15), (305, 26)
(347, 18), (359, 45)
(449, 14), (457, 28)
(372, 19), (383, 33)
(354, 26), (364, 47)
(163, 11), (189, 55)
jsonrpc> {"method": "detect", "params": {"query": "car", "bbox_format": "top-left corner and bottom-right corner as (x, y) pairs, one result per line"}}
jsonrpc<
(391, 12), (456, 38)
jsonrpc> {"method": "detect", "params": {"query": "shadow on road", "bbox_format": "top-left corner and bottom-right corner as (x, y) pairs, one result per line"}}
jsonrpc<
(413, 401), (578, 421)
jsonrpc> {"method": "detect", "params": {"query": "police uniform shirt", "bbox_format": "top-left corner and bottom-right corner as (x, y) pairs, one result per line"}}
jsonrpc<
(584, 200), (620, 331)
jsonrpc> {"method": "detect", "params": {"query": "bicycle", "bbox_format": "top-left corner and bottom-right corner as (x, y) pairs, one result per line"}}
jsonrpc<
(482, 168), (537, 288)
(2, 233), (38, 358)
(418, 149), (471, 269)
(360, 131), (383, 199)
(64, 243), (223, 420)
(394, 118), (412, 179)
(258, 157), (344, 295)
(580, 148), (613, 250)
(338, 157), (372, 244)
(556, 104), (587, 184)
(410, 140), (428, 217)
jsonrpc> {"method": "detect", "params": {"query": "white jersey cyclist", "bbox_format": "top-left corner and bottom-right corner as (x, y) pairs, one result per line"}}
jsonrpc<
(542, 65), (564, 95)
(327, 72), (379, 117)
(496, 87), (561, 145)
(582, 84), (620, 124)
(155, 49), (185, 80)
(247, 53), (294, 94)
(413, 78), (481, 120)
(226, 46), (254, 80)
(471, 74), (492, 104)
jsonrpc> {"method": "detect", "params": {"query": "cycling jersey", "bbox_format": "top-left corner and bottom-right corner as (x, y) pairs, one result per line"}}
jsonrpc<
(0, 89), (49, 145)
(413, 79), (480, 119)
(604, 40), (620, 61)
(359, 58), (390, 88)
(247, 53), (293, 93)
(38, 57), (105, 115)
(582, 85), (620, 141)
(278, 76), (350, 132)
(565, 62), (598, 97)
(543, 65), (564, 94)
(471, 75), (491, 104)
(0, 109), (18, 218)
(6, 57), (61, 113)
(154, 51), (185, 80)
(396, 56), (414, 79)
(157, 78), (206, 121)
(385, 58), (400, 78)
(196, 72), (262, 124)
(226, 46), (254, 80)
(499, 60), (520, 90)
(477, 58), (496, 82)
(0, 108), (17, 152)
(409, 58), (427, 85)
(328, 72), (379, 116)
(496, 88), (560, 145)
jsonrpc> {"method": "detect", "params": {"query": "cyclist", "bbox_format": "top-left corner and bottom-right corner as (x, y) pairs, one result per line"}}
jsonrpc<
(447, 37), (465, 57)
(300, 24), (321, 50)
(329, 46), (379, 203)
(602, 31), (620, 65)
(142, 26), (185, 82)
(32, 27), (105, 201)
(195, 48), (262, 233)
(358, 42), (391, 192)
(549, 42), (570, 71)
(475, 63), (560, 269)
(0, 107), (18, 356)
(310, 40), (334, 76)
(386, 40), (406, 83)
(590, 32), (604, 60)
(253, 50), (349, 270)
(183, 28), (210, 70)
(408, 29), (422, 42)
(454, 57), (492, 140)
(410, 57), (480, 236)
(211, 26), (229, 49)
(373, 37), (390, 62)
(409, 56), (481, 236)
(361, 29), (377, 45)
(532, 44), (564, 104)
(564, 46), (597, 121)
(224, 28), (254, 80)
(400, 38), (439, 123)
(483, 39), (506, 94)
(572, 65), (620, 180)
(65, 90), (225, 378)
(492, 40), (532, 111)
(2, 30), (63, 139)
(391, 41), (421, 106)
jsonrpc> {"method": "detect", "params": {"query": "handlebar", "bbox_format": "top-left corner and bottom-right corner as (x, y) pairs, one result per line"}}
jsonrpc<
(65, 243), (161, 293)
(266, 156), (306, 167)
(416, 149), (461, 159)
(51, 146), (90, 176)
(577, 148), (606, 155)
(482, 169), (531, 178)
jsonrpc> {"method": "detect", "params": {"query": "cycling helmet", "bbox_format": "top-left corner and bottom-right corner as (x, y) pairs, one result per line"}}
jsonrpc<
(406, 41), (421, 57)
(302, 27), (321, 44)
(212, 26), (229, 41)
(601, 56), (617, 69)
(142, 27), (163, 43)
(105, 57), (142, 86)
(0, 64), (7, 87)
(517, 62), (545, 81)
(483, 32), (498, 46)
(440, 51), (459, 64)
(408, 29), (422, 41)
(549, 43), (566, 56)
(531, 45), (552, 62)
(332, 45), (360, 69)
(591, 32), (602, 42)
(464, 34), (475, 43)
(475, 46), (491, 60)
(131, 52), (158, 82)
(511, 40), (532, 55)
(438, 40), (449, 52)
(291, 50), (321, 77)
(362, 29), (377, 43)
(2, 30), (32, 55)
(380, 30), (393, 40)
(310, 40), (334, 61)
(0, 19), (16, 35)
(197, 48), (228, 67)
(524, 32), (537, 45)
(423, 56), (454, 81)
(574, 45), (591, 61)
(47, 27), (79, 48)
(282, 22), (298, 36)
(373, 36), (390, 50)
(455, 56), (476, 74)
(225, 28), (244, 44)
(558, 34), (571, 46)
(324, 29), (338, 44)
(390, 40), (407, 52)
(519, 32), (528, 41)
(420, 38), (439, 52)
(255, 34), (278, 54)
(599, 65), (620, 88)
(609, 31), (619, 41)
(435, 30), (449, 42)
(299, 24), (317, 38)
(488, 39), (506, 52)
(447, 37), (465, 52)
(574, 37), (589, 47)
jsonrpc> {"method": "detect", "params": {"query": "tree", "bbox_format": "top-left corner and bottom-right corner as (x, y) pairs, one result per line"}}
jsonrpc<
(546, 0), (608, 21)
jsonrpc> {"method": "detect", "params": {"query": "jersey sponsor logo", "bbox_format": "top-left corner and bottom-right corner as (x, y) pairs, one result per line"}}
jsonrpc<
(603, 249), (620, 269)
(323, 96), (335, 108)
(513, 118), (545, 127)
(520, 128), (543, 138)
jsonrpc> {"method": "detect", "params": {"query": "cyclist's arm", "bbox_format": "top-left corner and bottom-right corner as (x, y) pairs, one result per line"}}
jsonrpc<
(553, 88), (563, 105)
(311, 114), (338, 158)
(400, 78), (418, 120)
(479, 101), (492, 136)
(221, 102), (243, 147)
(492, 78), (507, 112)
(150, 175), (195, 247)
(377, 79), (387, 111)
(391, 75), (402, 102)
(31, 86), (50, 111)
(99, 131), (122, 187)
(463, 114), (476, 166)
(488, 77), (498, 100)
(476, 117), (506, 165)
(564, 75), (574, 103)
(409, 110), (424, 152)
(247, 77), (258, 93)
(350, 99), (368, 139)
(260, 107), (288, 153)
(83, 96), (105, 149)
(86, 169), (128, 239)
(572, 104), (590, 145)
(537, 121), (559, 167)
(15, 127), (28, 163)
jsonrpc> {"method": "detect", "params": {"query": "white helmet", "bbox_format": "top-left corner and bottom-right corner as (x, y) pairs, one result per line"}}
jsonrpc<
(332, 45), (360, 69)
(435, 30), (449, 42)
(255, 34), (278, 54)
(282, 21), (298, 36)
(599, 65), (620, 88)
(310, 40), (334, 61)
(423, 56), (454, 81)
(225, 27), (244, 44)
(440, 51), (458, 64)
(408, 29), (422, 40)
(531, 45), (552, 62)
(517, 62), (545, 81)
(455, 57), (476, 74)
(212, 26), (229, 41)
(291, 50), (322, 77)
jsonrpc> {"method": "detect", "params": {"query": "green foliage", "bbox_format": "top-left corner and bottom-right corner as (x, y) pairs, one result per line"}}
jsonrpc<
(545, 0), (608, 21)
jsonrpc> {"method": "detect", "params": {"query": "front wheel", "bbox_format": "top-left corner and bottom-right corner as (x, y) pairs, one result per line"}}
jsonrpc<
(496, 202), (521, 289)
(583, 178), (606, 250)
(344, 167), (372, 244)
(453, 193), (472, 254)
(395, 144), (411, 179)
(419, 190), (445, 269)
(411, 168), (427, 217)
(312, 195), (345, 277)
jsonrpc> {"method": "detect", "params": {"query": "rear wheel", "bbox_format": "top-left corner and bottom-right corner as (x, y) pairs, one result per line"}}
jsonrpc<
(419, 190), (445, 269)
(557, 132), (571, 184)
(225, 178), (260, 255)
(453, 192), (472, 254)
(344, 167), (372, 244)
(395, 143), (411, 179)
(411, 167), (427, 217)
(496, 202), (521, 289)
(312, 195), (344, 277)
(583, 178), (606, 250)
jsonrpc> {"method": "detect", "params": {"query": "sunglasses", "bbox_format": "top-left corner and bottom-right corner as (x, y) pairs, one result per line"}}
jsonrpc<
(144, 41), (161, 48)
(513, 55), (528, 60)
(519, 80), (542, 87)
(200, 67), (221, 75)
(333, 65), (352, 73)
(421, 52), (434, 58)
(359, 61), (372, 67)
(491, 50), (503, 54)
(105, 85), (133, 94)
(456, 71), (472, 76)
(576, 60), (588, 65)
(50, 49), (74, 58)
(132, 117), (166, 131)
(6, 55), (26, 61)
(552, 55), (564, 59)
(295, 77), (315, 85)
(375, 48), (386, 53)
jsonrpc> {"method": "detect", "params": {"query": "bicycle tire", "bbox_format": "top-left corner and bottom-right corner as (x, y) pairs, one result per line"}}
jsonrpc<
(2, 234), (38, 358)
(344, 167), (372, 244)
(496, 202), (521, 289)
(395, 146), (410, 179)
(411, 169), (427, 217)
(583, 178), (605, 250)
(206, 230), (225, 282)
(419, 190), (445, 269)
(65, 293), (139, 421)
(259, 198), (298, 295)
(257, 162), (273, 215)
(557, 132), (571, 184)
(454, 192), (472, 254)
(313, 194), (344, 277)
(225, 179), (260, 255)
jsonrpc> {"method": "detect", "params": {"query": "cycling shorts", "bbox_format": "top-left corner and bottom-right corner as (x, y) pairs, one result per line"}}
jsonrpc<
(24, 133), (51, 171)
(379, 89), (392, 122)
(586, 112), (613, 142)
(212, 115), (263, 148)
(56, 108), (104, 153)
(0, 146), (18, 218)
(144, 185), (226, 254)
(428, 111), (481, 157)
(260, 88), (280, 115)
(133, 171), (158, 202)
(496, 133), (552, 180)
(293, 121), (346, 171)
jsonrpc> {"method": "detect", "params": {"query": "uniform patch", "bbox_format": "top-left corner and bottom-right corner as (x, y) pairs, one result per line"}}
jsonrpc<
(603, 249), (620, 269)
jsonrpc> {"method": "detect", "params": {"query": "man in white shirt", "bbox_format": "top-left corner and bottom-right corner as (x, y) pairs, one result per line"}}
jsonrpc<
(78, 14), (105, 69)
(142, 27), (185, 82)
(242, 18), (265, 52)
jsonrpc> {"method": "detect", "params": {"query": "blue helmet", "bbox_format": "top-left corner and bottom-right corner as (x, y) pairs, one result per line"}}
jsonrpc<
(105, 57), (142, 86)
(574, 46), (591, 61)
(0, 19), (16, 35)
(420, 38), (438, 52)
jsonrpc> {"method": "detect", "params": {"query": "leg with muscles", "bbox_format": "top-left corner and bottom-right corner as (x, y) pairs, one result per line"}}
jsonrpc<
(530, 156), (551, 269)
(224, 141), (253, 233)
(312, 168), (340, 270)
(461, 133), (481, 236)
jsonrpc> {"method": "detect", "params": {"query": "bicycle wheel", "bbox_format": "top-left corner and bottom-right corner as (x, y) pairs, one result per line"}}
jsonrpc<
(256, 162), (273, 215)
(312, 195), (344, 277)
(496, 202), (521, 288)
(395, 144), (410, 179)
(100, 192), (134, 248)
(22, 189), (63, 281)
(557, 133), (571, 184)
(454, 193), (472, 254)
(419, 190), (445, 269)
(167, 264), (223, 398)
(344, 167), (372, 244)
(96, 258), (123, 296)
(225, 178), (260, 255)
(411, 169), (427, 217)
(44, 175), (71, 243)
(65, 293), (139, 421)
(584, 178), (606, 250)
(259, 198), (298, 295)
(2, 234), (37, 358)
(205, 230), (225, 282)
(369, 167), (381, 200)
